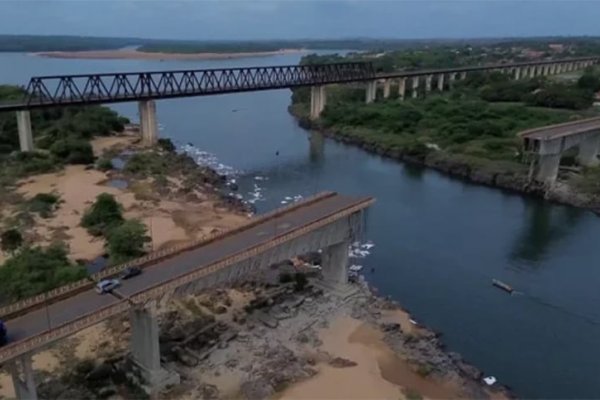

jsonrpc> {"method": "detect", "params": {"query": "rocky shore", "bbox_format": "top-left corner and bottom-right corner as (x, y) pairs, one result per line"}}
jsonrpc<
(293, 110), (600, 215)
(18, 260), (511, 400)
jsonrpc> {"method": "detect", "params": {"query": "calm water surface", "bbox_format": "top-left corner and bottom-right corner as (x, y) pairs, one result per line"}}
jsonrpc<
(2, 52), (600, 398)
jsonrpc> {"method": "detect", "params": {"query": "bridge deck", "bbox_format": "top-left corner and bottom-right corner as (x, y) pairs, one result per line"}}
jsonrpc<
(519, 117), (600, 141)
(3, 193), (371, 351)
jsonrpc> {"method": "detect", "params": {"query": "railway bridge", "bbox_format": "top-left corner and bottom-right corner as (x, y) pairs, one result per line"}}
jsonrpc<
(0, 192), (374, 399)
(1, 56), (598, 151)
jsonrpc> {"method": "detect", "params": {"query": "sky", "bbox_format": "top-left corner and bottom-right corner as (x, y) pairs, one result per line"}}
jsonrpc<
(0, 0), (599, 40)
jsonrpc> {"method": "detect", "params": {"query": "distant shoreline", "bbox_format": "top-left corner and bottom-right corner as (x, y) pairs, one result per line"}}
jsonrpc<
(32, 48), (306, 60)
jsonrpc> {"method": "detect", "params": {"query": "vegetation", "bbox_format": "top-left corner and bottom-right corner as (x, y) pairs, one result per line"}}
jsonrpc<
(1, 229), (23, 254)
(81, 193), (124, 236)
(0, 244), (86, 302)
(96, 157), (114, 171)
(294, 272), (309, 291)
(106, 219), (150, 264)
(27, 192), (60, 218)
(574, 167), (600, 195)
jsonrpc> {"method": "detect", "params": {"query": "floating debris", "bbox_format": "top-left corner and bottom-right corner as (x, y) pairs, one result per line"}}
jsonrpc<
(492, 279), (513, 294)
(349, 265), (363, 272)
(483, 376), (497, 386)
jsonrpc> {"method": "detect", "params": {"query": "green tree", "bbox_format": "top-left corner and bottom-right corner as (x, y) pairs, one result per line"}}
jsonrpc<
(49, 138), (95, 164)
(81, 193), (124, 236)
(106, 219), (150, 264)
(0, 244), (86, 301)
(1, 229), (23, 254)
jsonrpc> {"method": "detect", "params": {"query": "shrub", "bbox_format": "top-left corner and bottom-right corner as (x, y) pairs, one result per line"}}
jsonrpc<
(28, 192), (60, 218)
(96, 158), (114, 171)
(1, 229), (23, 253)
(279, 272), (293, 283)
(50, 138), (95, 164)
(157, 138), (176, 152)
(106, 219), (150, 264)
(0, 244), (86, 301)
(81, 193), (124, 236)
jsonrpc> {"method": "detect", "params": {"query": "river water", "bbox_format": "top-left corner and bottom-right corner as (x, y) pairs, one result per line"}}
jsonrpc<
(2, 52), (600, 398)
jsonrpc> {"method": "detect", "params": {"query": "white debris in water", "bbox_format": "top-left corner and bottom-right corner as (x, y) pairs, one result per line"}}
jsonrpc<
(483, 376), (497, 386)
(254, 176), (268, 181)
(180, 143), (239, 176)
(349, 265), (363, 272)
(348, 240), (375, 259)
(281, 200), (288, 204)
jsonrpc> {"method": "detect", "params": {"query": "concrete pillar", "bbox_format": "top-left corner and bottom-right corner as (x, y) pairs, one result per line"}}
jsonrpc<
(16, 111), (34, 152)
(449, 72), (457, 86)
(577, 134), (600, 167)
(569, 62), (575, 72)
(515, 67), (521, 80)
(7, 355), (38, 400)
(550, 64), (557, 75)
(412, 76), (419, 99)
(138, 100), (158, 146)
(437, 73), (444, 91)
(365, 80), (377, 103)
(310, 85), (326, 120)
(425, 75), (433, 92)
(398, 78), (406, 101)
(130, 302), (179, 392)
(535, 154), (561, 185)
(459, 71), (467, 80)
(321, 240), (350, 286)
(383, 80), (391, 99)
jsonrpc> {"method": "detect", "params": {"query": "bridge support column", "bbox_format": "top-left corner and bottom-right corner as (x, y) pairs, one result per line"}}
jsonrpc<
(437, 73), (444, 91)
(310, 85), (327, 120)
(7, 354), (38, 400)
(533, 154), (561, 185)
(425, 75), (432, 92)
(365, 80), (377, 103)
(412, 77), (419, 99)
(449, 72), (457, 87)
(321, 239), (350, 286)
(398, 78), (406, 101)
(138, 100), (158, 146)
(514, 67), (521, 80)
(577, 134), (600, 167)
(130, 301), (179, 393)
(16, 111), (34, 152)
(459, 71), (467, 80)
(383, 80), (391, 99)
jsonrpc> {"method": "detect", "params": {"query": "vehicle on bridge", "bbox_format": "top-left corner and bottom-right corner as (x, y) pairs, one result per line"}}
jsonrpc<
(95, 279), (120, 294)
(120, 266), (142, 280)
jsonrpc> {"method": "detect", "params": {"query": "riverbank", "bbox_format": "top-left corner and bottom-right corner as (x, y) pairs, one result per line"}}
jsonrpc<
(290, 106), (600, 215)
(32, 48), (305, 60)
(0, 129), (249, 266)
(0, 269), (510, 399)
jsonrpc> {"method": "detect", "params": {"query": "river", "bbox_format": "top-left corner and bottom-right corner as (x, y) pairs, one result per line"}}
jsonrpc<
(2, 52), (600, 398)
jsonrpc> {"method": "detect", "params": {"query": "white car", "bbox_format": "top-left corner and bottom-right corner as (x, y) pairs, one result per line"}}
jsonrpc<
(95, 279), (120, 294)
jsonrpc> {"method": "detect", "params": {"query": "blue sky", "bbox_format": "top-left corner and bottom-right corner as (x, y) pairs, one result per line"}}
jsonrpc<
(1, 0), (599, 40)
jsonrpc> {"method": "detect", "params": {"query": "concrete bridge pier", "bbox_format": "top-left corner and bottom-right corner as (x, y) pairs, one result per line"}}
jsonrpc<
(129, 301), (179, 393)
(398, 78), (406, 101)
(310, 85), (327, 119)
(365, 80), (377, 103)
(138, 100), (158, 146)
(321, 239), (350, 287)
(383, 80), (391, 99)
(425, 75), (433, 92)
(577, 134), (600, 166)
(449, 72), (457, 86)
(16, 110), (34, 152)
(514, 67), (522, 80)
(7, 354), (38, 400)
(533, 153), (561, 185)
(412, 77), (419, 99)
(459, 71), (467, 80)
(437, 73), (444, 91)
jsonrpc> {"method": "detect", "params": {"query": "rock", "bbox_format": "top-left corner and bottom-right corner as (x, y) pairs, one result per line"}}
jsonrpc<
(85, 363), (112, 382)
(295, 333), (309, 344)
(328, 357), (358, 368)
(215, 305), (228, 314)
(225, 358), (239, 368)
(458, 361), (483, 381)
(380, 322), (401, 332)
(256, 312), (279, 328)
(174, 347), (199, 367)
(197, 383), (220, 400)
(218, 341), (229, 349)
(97, 384), (117, 399)
(241, 378), (274, 400)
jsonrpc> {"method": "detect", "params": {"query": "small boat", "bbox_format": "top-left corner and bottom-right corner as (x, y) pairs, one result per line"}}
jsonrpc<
(492, 279), (513, 294)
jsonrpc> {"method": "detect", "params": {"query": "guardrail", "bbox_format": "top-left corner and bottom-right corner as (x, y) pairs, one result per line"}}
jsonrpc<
(0, 194), (374, 363)
(0, 191), (336, 320)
